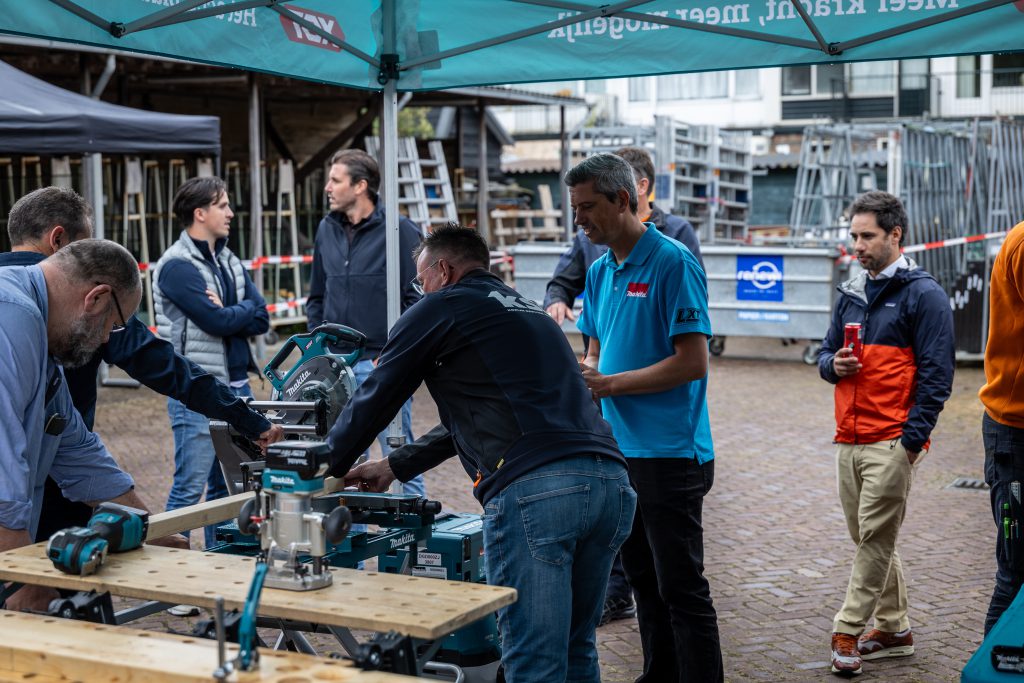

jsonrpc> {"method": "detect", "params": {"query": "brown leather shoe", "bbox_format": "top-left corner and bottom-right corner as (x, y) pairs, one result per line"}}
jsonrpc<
(831, 633), (863, 676)
(858, 628), (914, 660)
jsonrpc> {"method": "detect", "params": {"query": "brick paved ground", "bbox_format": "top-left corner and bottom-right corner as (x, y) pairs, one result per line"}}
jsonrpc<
(92, 335), (994, 682)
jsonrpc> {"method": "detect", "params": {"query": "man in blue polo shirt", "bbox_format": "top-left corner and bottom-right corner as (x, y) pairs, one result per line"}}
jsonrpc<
(570, 153), (722, 683)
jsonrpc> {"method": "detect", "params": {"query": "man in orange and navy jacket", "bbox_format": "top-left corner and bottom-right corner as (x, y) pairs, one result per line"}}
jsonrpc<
(981, 218), (1024, 634)
(816, 191), (954, 677)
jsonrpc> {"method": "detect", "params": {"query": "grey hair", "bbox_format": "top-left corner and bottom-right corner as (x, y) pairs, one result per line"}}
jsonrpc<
(49, 239), (141, 297)
(7, 186), (93, 246)
(563, 153), (638, 214)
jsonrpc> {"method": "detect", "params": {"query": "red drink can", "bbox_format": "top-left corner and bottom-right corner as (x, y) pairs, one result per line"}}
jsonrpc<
(844, 322), (862, 359)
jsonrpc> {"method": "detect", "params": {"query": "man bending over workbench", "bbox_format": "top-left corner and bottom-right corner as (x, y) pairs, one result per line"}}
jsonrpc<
(329, 225), (636, 683)
(0, 239), (186, 612)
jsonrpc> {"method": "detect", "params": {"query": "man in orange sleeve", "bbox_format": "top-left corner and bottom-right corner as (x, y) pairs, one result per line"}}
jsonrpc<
(981, 219), (1024, 633)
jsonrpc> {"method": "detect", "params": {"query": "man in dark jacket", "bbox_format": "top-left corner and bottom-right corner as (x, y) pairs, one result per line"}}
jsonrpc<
(306, 148), (424, 495)
(544, 146), (702, 326)
(817, 191), (954, 676)
(0, 187), (282, 546)
(336, 226), (636, 683)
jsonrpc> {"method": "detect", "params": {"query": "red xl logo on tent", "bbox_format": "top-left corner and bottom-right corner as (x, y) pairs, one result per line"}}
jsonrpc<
(279, 5), (345, 51)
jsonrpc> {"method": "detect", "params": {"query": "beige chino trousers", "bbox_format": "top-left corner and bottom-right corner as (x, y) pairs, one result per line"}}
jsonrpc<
(833, 439), (923, 635)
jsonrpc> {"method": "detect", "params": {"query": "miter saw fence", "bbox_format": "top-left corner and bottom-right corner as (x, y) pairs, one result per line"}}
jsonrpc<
(211, 323), (366, 496)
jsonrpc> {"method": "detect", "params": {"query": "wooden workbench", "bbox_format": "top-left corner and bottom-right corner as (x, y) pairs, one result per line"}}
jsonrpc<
(0, 543), (515, 640)
(0, 608), (418, 682)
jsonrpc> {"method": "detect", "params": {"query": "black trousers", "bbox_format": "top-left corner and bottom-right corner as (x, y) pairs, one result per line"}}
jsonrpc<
(984, 413), (1024, 634)
(621, 457), (723, 683)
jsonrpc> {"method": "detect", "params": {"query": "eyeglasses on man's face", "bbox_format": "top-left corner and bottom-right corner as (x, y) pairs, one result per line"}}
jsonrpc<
(95, 282), (129, 332)
(411, 259), (441, 296)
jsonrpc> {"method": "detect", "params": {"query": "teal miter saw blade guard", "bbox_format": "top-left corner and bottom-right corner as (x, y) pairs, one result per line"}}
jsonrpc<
(264, 323), (366, 428)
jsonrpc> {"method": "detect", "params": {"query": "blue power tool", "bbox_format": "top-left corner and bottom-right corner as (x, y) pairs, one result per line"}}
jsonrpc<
(46, 502), (149, 576)
(263, 323), (365, 428)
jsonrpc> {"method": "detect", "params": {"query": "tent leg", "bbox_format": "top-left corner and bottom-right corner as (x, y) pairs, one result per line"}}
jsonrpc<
(477, 104), (489, 244)
(85, 154), (104, 240)
(381, 51), (404, 459)
(560, 105), (571, 240)
(249, 75), (265, 361)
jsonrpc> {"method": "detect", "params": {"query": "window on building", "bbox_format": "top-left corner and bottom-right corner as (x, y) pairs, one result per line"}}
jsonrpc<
(657, 75), (686, 100)
(782, 62), (897, 97)
(993, 53), (1024, 88)
(629, 77), (650, 101)
(782, 66), (811, 96)
(734, 69), (760, 98)
(956, 55), (981, 98)
(585, 79), (607, 94)
(657, 72), (728, 100)
(848, 61), (896, 95)
(815, 63), (844, 96)
(900, 59), (929, 90)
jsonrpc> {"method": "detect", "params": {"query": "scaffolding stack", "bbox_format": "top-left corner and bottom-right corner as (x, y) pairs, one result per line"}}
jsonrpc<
(791, 120), (1024, 289)
(576, 117), (753, 244)
(790, 119), (1024, 356)
(790, 126), (880, 242)
(0, 154), (330, 328)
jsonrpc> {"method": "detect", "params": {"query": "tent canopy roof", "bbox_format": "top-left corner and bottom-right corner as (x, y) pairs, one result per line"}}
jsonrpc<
(0, 1), (1021, 93)
(0, 58), (219, 154)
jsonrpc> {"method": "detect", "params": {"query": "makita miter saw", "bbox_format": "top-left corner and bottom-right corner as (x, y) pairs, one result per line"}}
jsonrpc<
(211, 323), (365, 494)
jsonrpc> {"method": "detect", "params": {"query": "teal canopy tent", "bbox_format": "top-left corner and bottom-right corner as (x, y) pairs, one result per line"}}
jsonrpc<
(2, 0), (1020, 343)
(4, 1), (1022, 90)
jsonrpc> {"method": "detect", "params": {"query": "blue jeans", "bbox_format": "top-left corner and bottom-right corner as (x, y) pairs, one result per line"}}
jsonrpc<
(984, 412), (1024, 633)
(482, 455), (636, 683)
(166, 383), (253, 549)
(352, 359), (424, 497)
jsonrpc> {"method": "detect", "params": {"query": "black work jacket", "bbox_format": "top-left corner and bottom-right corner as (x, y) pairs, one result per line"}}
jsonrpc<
(305, 204), (422, 355)
(326, 269), (624, 504)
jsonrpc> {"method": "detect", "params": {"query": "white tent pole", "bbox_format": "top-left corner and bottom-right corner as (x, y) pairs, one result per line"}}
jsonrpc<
(84, 55), (116, 241)
(477, 104), (489, 244)
(383, 79), (400, 334)
(249, 75), (265, 360)
(381, 0), (404, 454)
(560, 104), (571, 239)
(87, 155), (103, 240)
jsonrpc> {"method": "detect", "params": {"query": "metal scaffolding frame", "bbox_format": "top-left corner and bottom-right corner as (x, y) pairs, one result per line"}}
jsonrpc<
(791, 119), (1024, 294)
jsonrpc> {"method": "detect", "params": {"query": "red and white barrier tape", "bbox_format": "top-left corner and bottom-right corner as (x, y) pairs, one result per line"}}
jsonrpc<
(138, 254), (314, 272)
(266, 297), (308, 314)
(142, 252), (512, 271)
(902, 230), (1008, 254)
(835, 230), (1008, 265)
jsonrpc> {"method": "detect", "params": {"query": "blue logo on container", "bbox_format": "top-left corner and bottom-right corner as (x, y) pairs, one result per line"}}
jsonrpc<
(736, 256), (783, 302)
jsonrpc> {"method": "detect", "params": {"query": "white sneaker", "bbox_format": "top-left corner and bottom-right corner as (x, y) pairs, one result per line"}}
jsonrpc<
(166, 604), (200, 617)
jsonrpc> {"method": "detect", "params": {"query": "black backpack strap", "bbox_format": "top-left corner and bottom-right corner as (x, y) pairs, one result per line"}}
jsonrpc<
(44, 365), (63, 405)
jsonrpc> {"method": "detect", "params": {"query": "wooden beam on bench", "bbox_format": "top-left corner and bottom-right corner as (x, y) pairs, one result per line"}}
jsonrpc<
(0, 608), (418, 682)
(0, 544), (515, 640)
(147, 477), (351, 539)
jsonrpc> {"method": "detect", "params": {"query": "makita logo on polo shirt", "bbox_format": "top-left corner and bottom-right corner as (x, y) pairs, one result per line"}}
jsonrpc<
(626, 282), (649, 298)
